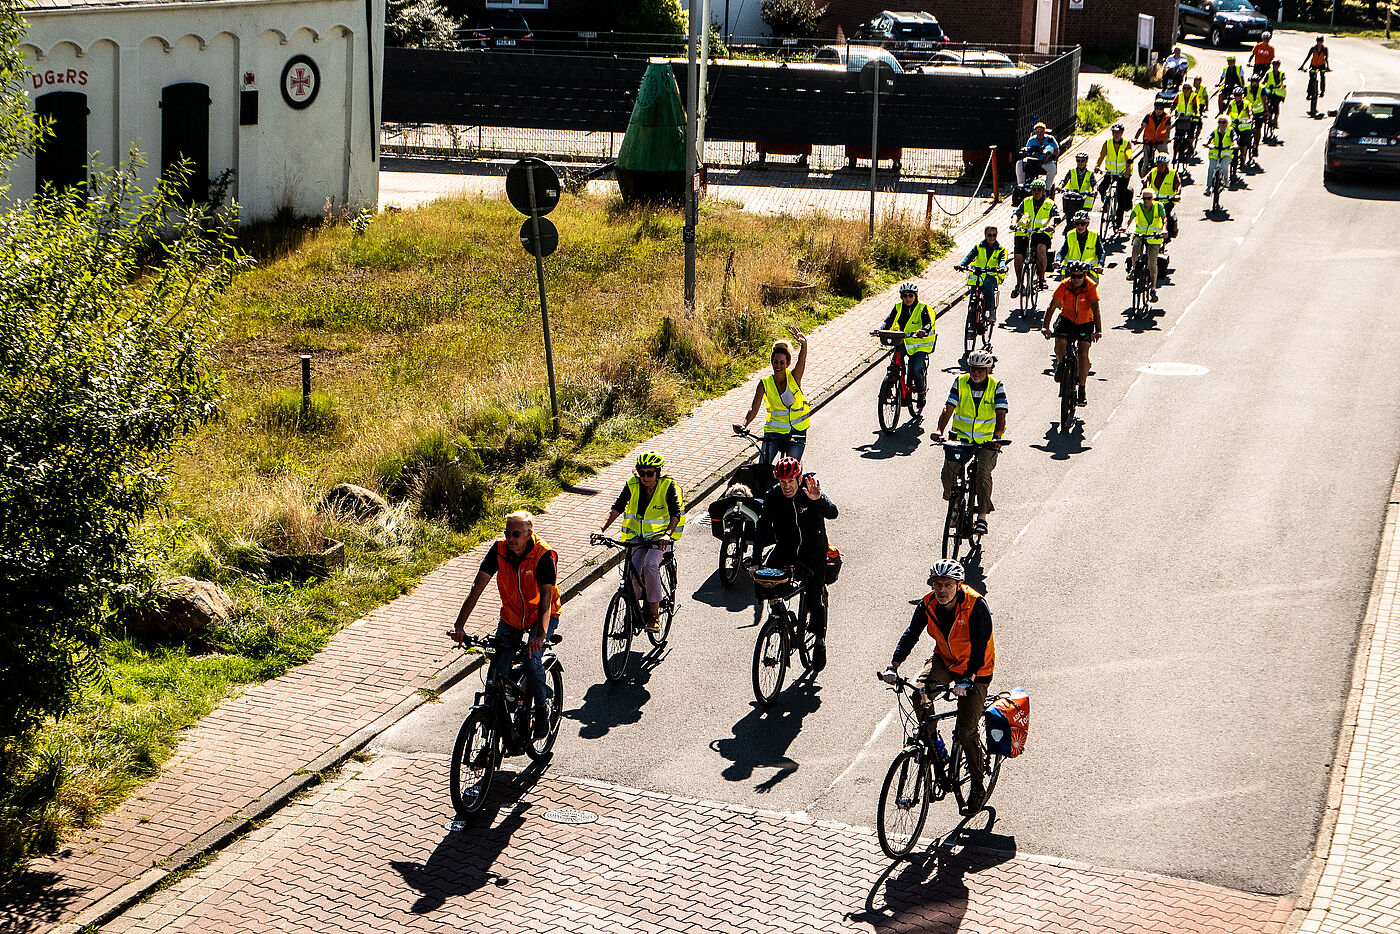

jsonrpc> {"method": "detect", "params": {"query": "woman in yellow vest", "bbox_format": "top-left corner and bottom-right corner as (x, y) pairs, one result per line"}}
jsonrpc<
(880, 281), (936, 407)
(735, 326), (811, 465)
(598, 451), (685, 632)
(1093, 123), (1134, 234)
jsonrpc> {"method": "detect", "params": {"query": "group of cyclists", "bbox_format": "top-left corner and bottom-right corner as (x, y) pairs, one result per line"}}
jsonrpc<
(449, 34), (1334, 818)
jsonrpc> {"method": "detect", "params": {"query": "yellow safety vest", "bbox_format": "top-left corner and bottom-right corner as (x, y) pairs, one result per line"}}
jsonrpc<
(967, 242), (1008, 285)
(1263, 69), (1287, 99)
(620, 476), (686, 542)
(1207, 126), (1236, 160)
(1244, 86), (1267, 115)
(1101, 138), (1132, 175)
(1061, 229), (1100, 273)
(1174, 86), (1199, 115)
(1062, 167), (1095, 194)
(1146, 168), (1179, 200)
(1227, 100), (1253, 133)
(1016, 196), (1055, 234)
(949, 374), (1001, 443)
(1131, 202), (1166, 245)
(890, 301), (935, 354)
(761, 373), (811, 434)
(1218, 64), (1245, 88)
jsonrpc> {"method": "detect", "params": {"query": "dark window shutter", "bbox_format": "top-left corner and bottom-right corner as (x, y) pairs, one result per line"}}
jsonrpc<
(35, 91), (88, 198)
(160, 82), (211, 204)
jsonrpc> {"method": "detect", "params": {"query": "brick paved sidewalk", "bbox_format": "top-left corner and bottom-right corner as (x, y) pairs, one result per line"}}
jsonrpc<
(105, 753), (1294, 934)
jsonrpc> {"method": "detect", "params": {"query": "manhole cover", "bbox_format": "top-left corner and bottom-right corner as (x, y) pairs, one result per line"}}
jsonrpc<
(1138, 362), (1209, 376)
(542, 808), (597, 825)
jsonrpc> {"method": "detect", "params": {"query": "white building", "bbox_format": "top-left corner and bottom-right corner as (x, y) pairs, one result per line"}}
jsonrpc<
(8, 0), (384, 221)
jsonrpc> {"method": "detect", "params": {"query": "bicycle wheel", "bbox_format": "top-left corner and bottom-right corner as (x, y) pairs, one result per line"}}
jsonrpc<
(963, 296), (981, 357)
(951, 729), (1003, 814)
(524, 662), (564, 762)
(649, 557), (676, 646)
(1099, 190), (1114, 240)
(449, 710), (496, 817)
(877, 747), (932, 860)
(751, 612), (789, 705)
(719, 532), (744, 587)
(941, 487), (966, 561)
(877, 375), (901, 433)
(1212, 177), (1222, 212)
(1059, 356), (1078, 432)
(601, 590), (633, 683)
(794, 590), (820, 670)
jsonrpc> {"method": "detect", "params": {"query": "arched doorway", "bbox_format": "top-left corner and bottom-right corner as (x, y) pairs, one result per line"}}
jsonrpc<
(34, 90), (89, 195)
(160, 82), (210, 203)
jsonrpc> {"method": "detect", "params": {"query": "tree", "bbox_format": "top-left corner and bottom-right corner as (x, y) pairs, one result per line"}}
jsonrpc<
(760, 0), (828, 39)
(386, 0), (461, 50)
(610, 0), (687, 35)
(0, 5), (239, 741)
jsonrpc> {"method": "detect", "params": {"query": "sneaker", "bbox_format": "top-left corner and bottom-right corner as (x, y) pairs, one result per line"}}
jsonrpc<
(532, 716), (551, 741)
(646, 614), (661, 634)
(1077, 385), (1087, 405)
(1010, 284), (1022, 298)
(811, 639), (827, 673)
(1037, 278), (1048, 290)
(1149, 289), (1159, 303)
(962, 786), (988, 815)
(972, 517), (988, 535)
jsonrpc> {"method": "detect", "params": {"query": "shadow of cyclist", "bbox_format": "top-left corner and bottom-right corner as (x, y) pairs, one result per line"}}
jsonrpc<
(855, 422), (926, 460)
(689, 571), (763, 612)
(391, 762), (547, 913)
(1115, 307), (1161, 334)
(1029, 422), (1092, 460)
(710, 674), (822, 792)
(564, 653), (661, 739)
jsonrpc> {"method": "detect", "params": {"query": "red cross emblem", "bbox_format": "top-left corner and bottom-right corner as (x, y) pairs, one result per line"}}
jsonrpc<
(288, 67), (312, 97)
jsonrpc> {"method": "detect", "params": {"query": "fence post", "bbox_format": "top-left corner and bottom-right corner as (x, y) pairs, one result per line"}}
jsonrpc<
(300, 355), (311, 418)
(990, 145), (1000, 204)
(925, 189), (935, 233)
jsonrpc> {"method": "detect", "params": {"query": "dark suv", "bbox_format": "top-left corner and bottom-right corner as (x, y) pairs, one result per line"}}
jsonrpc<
(853, 10), (949, 61)
(1178, 0), (1269, 48)
(465, 12), (535, 50)
(1325, 90), (1400, 181)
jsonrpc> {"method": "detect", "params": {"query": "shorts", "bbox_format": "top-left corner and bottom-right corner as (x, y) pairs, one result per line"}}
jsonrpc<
(1053, 317), (1095, 341)
(1013, 231), (1053, 256)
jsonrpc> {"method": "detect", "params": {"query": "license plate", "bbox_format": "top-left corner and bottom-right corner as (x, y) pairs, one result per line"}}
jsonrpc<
(496, 38), (516, 46)
(1360, 137), (1389, 145)
(912, 41), (933, 49)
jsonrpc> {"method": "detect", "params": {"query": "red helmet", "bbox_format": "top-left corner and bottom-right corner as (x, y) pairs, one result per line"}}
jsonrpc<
(773, 456), (802, 480)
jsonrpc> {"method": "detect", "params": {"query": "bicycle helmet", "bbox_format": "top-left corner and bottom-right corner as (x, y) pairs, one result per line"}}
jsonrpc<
(966, 349), (995, 368)
(1226, 54), (1236, 61)
(1262, 31), (1272, 39)
(1071, 210), (1090, 224)
(1111, 122), (1125, 132)
(773, 455), (802, 480)
(1029, 178), (1047, 189)
(1154, 152), (1170, 163)
(635, 451), (664, 470)
(898, 281), (918, 295)
(928, 559), (965, 583)
(1066, 260), (1091, 277)
(1232, 87), (1245, 96)
(1074, 151), (1088, 160)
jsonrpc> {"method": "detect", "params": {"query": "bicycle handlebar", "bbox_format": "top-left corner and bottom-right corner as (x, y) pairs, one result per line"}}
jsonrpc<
(732, 426), (764, 447)
(590, 533), (666, 549)
(875, 670), (956, 700)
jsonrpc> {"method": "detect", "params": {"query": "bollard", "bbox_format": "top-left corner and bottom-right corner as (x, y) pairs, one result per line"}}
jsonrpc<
(925, 188), (936, 233)
(990, 145), (1000, 204)
(300, 355), (311, 418)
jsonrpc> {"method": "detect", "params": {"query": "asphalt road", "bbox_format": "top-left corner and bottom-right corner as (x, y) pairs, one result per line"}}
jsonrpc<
(377, 32), (1400, 896)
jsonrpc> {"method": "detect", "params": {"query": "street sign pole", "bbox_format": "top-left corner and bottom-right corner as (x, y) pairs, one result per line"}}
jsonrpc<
(869, 59), (880, 239)
(525, 168), (561, 437)
(683, 0), (700, 312)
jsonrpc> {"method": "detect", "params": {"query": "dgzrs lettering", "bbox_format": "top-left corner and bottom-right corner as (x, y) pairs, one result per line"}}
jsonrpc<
(31, 68), (89, 89)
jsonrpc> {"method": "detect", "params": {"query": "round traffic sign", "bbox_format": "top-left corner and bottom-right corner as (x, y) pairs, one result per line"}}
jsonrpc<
(859, 59), (897, 97)
(506, 158), (561, 217)
(520, 216), (559, 257)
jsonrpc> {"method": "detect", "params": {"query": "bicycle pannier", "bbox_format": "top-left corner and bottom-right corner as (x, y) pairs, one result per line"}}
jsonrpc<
(824, 546), (842, 585)
(983, 688), (1030, 758)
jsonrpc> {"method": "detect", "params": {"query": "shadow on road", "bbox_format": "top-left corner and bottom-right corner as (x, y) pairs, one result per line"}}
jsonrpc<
(847, 812), (1018, 933)
(710, 676), (822, 793)
(690, 571), (760, 613)
(1115, 307), (1161, 334)
(1029, 421), (1092, 459)
(1325, 178), (1400, 200)
(565, 652), (665, 739)
(996, 310), (1041, 335)
(0, 868), (83, 934)
(391, 764), (548, 912)
(855, 422), (927, 459)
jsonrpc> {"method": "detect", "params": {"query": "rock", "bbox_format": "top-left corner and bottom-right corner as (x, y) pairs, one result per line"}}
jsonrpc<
(130, 577), (233, 641)
(319, 483), (387, 520)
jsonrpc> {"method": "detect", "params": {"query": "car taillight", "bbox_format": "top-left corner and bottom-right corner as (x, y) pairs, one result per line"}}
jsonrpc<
(521, 32), (534, 41)
(1329, 128), (1349, 138)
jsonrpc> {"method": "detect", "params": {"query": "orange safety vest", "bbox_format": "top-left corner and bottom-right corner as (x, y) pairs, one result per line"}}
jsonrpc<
(1141, 110), (1171, 143)
(495, 535), (562, 630)
(920, 583), (996, 680)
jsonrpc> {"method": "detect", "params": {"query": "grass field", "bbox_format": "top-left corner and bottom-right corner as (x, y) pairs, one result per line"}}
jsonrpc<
(2, 191), (952, 867)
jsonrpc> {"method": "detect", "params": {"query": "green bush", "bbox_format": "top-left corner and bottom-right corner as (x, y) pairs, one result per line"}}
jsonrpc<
(1077, 84), (1124, 135)
(761, 0), (828, 38)
(609, 0), (686, 34)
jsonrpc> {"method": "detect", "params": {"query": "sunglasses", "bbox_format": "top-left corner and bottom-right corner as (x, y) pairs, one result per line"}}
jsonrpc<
(504, 529), (529, 539)
(638, 468), (659, 477)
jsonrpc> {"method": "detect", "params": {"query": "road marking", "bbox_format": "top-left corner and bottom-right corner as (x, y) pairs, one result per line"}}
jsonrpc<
(812, 707), (896, 806)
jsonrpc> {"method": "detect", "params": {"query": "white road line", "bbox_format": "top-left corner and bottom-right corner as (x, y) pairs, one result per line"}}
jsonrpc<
(812, 707), (896, 806)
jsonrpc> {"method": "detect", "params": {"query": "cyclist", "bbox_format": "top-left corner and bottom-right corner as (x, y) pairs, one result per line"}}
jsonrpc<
(753, 455), (838, 671)
(1011, 178), (1058, 298)
(1093, 124), (1134, 234)
(1055, 211), (1103, 282)
(597, 451), (685, 634)
(880, 282), (936, 411)
(956, 226), (1009, 319)
(1248, 32), (1276, 79)
(1244, 75), (1268, 154)
(1126, 188), (1166, 303)
(1016, 121), (1061, 194)
(931, 349), (1007, 535)
(1188, 75), (1210, 143)
(1058, 151), (1097, 217)
(1263, 60), (1288, 124)
(1227, 87), (1255, 167)
(451, 510), (559, 740)
(1041, 260), (1101, 406)
(1173, 78), (1203, 148)
(736, 327), (810, 465)
(1144, 152), (1181, 243)
(1217, 55), (1247, 111)
(1163, 46), (1190, 91)
(1134, 97), (1173, 175)
(1204, 113), (1237, 192)
(1299, 35), (1331, 98)
(882, 558), (997, 815)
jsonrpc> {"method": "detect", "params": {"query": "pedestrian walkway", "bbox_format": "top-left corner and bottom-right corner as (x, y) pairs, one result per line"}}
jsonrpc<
(105, 753), (1295, 934)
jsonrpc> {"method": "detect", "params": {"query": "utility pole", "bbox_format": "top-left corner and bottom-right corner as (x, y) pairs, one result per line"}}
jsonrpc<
(869, 59), (880, 239)
(683, 0), (701, 312)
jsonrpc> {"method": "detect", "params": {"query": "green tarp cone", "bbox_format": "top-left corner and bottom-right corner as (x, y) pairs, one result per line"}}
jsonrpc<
(617, 62), (687, 174)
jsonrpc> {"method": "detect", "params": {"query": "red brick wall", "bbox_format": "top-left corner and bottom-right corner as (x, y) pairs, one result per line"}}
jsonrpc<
(1060, 0), (1179, 55)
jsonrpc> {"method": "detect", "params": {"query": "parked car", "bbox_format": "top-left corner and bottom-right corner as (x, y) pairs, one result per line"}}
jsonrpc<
(1178, 0), (1269, 48)
(465, 12), (535, 50)
(922, 49), (1019, 70)
(810, 44), (905, 73)
(852, 10), (949, 60)
(1324, 90), (1400, 182)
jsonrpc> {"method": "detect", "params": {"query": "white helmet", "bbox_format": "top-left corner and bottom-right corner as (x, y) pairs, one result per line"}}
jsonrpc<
(1154, 152), (1170, 163)
(966, 349), (995, 368)
(928, 559), (965, 583)
(899, 281), (918, 295)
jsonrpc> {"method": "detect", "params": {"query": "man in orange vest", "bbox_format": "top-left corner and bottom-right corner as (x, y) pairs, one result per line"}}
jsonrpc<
(883, 558), (996, 814)
(452, 510), (561, 739)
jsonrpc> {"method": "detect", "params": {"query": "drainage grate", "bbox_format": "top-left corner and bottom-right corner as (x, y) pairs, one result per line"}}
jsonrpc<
(541, 807), (598, 825)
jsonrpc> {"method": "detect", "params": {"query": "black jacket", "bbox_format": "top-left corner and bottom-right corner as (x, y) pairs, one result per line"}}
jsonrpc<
(754, 482), (838, 574)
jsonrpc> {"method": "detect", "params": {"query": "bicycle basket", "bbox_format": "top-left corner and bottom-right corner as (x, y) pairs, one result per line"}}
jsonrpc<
(943, 443), (974, 464)
(824, 546), (842, 585)
(753, 566), (793, 589)
(878, 332), (902, 347)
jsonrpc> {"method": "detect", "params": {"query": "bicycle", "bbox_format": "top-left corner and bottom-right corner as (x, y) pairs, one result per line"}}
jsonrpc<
(935, 436), (1009, 561)
(1055, 326), (1084, 433)
(1206, 158), (1227, 213)
(953, 266), (1002, 358)
(1014, 258), (1045, 320)
(1303, 66), (1328, 117)
(1129, 242), (1154, 319)
(1098, 173), (1124, 241)
(591, 534), (677, 682)
(875, 673), (1004, 859)
(750, 563), (820, 706)
(1264, 94), (1281, 141)
(712, 428), (769, 587)
(1172, 115), (1197, 171)
(1229, 142), (1242, 188)
(871, 329), (928, 433)
(448, 630), (565, 817)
